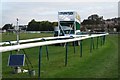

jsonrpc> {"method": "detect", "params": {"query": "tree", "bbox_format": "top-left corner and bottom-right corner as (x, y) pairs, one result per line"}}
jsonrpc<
(27, 19), (55, 31)
(82, 14), (104, 25)
(2, 24), (13, 30)
(88, 14), (99, 21)
(27, 19), (40, 31)
(52, 22), (58, 27)
(81, 14), (105, 32)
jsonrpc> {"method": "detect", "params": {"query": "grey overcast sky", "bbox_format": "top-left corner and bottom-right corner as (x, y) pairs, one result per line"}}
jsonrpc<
(1, 0), (119, 27)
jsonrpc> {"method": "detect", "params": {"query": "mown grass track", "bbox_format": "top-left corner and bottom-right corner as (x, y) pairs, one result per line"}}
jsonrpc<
(1, 33), (118, 80)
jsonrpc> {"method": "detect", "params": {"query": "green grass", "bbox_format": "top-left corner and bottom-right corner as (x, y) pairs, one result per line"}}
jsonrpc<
(1, 33), (118, 79)
(2, 33), (53, 41)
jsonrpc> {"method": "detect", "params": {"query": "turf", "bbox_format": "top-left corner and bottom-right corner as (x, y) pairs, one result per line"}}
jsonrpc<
(1, 33), (118, 79)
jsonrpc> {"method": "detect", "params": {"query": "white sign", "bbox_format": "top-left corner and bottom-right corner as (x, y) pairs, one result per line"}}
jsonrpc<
(58, 12), (74, 21)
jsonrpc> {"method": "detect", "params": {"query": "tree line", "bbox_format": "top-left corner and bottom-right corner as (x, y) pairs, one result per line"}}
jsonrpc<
(26, 19), (58, 31)
(2, 19), (58, 31)
(2, 14), (120, 32)
(81, 14), (104, 25)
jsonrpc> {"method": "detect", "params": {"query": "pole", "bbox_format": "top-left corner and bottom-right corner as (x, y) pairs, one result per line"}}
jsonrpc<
(92, 38), (95, 50)
(15, 18), (20, 73)
(80, 40), (82, 57)
(103, 35), (105, 45)
(90, 38), (92, 53)
(38, 46), (42, 80)
(65, 43), (68, 66)
(41, 38), (49, 61)
(103, 35), (106, 45)
(73, 41), (76, 54)
(46, 46), (49, 60)
(16, 18), (20, 52)
(101, 36), (102, 46)
(96, 37), (99, 49)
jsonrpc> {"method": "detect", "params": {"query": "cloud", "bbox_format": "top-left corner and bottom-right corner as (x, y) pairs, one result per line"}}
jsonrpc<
(2, 2), (118, 27)
(118, 1), (120, 17)
(1, 0), (120, 2)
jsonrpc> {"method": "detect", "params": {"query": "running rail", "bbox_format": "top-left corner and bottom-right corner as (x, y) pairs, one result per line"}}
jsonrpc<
(0, 35), (88, 46)
(0, 33), (108, 53)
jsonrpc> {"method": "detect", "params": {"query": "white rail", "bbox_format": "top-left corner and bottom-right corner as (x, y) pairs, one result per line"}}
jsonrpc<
(0, 33), (108, 53)
(0, 35), (88, 46)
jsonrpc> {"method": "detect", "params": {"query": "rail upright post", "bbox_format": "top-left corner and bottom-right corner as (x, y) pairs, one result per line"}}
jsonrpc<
(92, 38), (95, 50)
(41, 38), (49, 61)
(73, 41), (76, 54)
(101, 36), (103, 46)
(90, 37), (93, 53)
(96, 37), (99, 49)
(80, 40), (82, 57)
(65, 43), (68, 66)
(46, 45), (49, 60)
(38, 46), (42, 80)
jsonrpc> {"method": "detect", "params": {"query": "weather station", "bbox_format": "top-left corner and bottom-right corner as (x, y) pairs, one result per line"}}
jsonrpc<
(7, 18), (35, 76)
(9, 18), (22, 74)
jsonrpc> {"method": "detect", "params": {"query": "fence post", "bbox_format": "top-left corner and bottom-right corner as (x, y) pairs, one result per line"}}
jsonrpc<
(73, 41), (76, 54)
(45, 46), (49, 60)
(92, 38), (95, 50)
(103, 35), (106, 45)
(65, 43), (68, 66)
(41, 38), (49, 61)
(90, 37), (93, 53)
(80, 40), (82, 57)
(101, 36), (103, 46)
(96, 37), (99, 49)
(38, 46), (42, 80)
